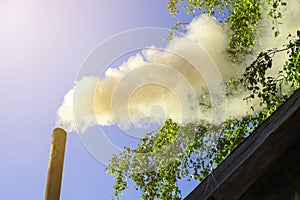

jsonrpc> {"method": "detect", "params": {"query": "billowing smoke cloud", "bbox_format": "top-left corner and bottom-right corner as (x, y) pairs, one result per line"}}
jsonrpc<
(56, 1), (300, 133)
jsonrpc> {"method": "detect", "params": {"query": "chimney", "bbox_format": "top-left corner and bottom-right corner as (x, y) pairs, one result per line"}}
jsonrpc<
(44, 128), (67, 200)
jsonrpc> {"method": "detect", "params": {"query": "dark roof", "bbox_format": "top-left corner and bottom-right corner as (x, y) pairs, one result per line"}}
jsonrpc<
(185, 88), (300, 200)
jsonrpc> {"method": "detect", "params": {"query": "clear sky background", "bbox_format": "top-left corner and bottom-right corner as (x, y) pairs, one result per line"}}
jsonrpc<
(0, 0), (200, 199)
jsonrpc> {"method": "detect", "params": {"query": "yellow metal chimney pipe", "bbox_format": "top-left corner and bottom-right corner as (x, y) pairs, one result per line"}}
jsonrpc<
(44, 128), (67, 200)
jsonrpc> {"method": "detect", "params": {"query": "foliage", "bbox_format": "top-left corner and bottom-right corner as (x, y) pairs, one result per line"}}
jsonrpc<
(107, 1), (299, 199)
(167, 0), (261, 60)
(107, 116), (258, 199)
(108, 119), (183, 199)
(240, 30), (300, 108)
(167, 0), (287, 61)
(267, 0), (287, 37)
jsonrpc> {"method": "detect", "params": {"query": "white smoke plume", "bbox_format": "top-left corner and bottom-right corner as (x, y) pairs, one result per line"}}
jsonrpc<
(56, 1), (300, 133)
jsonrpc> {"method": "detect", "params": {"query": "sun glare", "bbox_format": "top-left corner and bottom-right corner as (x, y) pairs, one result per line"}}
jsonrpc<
(0, 1), (35, 33)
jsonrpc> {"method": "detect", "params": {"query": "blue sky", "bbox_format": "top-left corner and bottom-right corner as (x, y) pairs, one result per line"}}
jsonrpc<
(0, 0), (200, 199)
